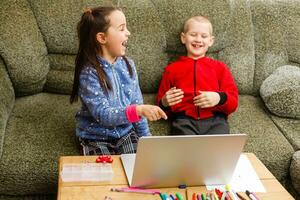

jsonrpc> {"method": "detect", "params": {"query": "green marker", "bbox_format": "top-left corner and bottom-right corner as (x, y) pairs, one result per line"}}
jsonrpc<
(201, 193), (206, 200)
(176, 192), (184, 200)
(159, 193), (166, 200)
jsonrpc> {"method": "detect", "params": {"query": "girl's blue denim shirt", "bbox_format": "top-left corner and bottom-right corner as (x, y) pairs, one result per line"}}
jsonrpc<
(75, 56), (150, 140)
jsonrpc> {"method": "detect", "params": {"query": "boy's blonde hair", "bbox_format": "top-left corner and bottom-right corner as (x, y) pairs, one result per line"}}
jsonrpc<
(183, 16), (213, 35)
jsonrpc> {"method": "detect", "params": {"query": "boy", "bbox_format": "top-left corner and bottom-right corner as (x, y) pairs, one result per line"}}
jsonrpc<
(157, 16), (238, 135)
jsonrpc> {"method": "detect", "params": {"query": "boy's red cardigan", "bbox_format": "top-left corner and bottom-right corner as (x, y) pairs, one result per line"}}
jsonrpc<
(156, 56), (238, 120)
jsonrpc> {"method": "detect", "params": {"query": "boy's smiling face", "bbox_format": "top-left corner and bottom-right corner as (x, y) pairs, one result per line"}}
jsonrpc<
(181, 19), (214, 60)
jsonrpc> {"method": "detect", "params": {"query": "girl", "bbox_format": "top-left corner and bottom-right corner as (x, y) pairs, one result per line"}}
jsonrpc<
(70, 6), (167, 155)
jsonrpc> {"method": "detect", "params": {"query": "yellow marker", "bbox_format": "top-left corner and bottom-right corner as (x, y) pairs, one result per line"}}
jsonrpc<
(225, 184), (239, 200)
(213, 192), (219, 200)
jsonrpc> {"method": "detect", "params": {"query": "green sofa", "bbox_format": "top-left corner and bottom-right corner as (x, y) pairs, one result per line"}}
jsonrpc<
(0, 0), (299, 199)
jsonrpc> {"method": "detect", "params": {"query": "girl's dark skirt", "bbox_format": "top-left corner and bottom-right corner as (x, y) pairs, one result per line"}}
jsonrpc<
(78, 129), (139, 155)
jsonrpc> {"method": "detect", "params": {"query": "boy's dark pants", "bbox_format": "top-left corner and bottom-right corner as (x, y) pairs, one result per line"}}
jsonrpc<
(171, 114), (229, 135)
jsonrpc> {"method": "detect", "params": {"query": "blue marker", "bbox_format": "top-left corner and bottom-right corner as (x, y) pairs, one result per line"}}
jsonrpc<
(169, 194), (175, 200)
(162, 193), (168, 200)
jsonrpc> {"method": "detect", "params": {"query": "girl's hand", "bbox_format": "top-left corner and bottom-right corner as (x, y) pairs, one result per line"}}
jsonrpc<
(136, 105), (168, 121)
(161, 87), (184, 107)
(193, 91), (220, 108)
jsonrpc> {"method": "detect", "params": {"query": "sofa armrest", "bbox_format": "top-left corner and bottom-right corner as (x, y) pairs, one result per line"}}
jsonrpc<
(291, 151), (300, 195)
(0, 0), (49, 96)
(260, 65), (300, 119)
(0, 57), (15, 158)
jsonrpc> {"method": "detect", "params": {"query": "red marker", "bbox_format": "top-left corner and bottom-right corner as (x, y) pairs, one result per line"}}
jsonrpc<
(215, 188), (223, 199)
(191, 193), (196, 200)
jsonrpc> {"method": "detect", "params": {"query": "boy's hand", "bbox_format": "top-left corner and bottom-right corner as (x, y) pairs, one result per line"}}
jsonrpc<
(136, 105), (168, 121)
(193, 91), (220, 108)
(161, 87), (184, 107)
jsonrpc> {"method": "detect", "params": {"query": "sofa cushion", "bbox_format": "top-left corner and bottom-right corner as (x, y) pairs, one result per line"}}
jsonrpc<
(260, 65), (300, 119)
(44, 54), (76, 94)
(0, 0), (49, 96)
(0, 93), (79, 195)
(27, 0), (81, 54)
(271, 116), (300, 150)
(228, 95), (294, 182)
(0, 59), (15, 157)
(290, 151), (300, 194)
(229, 95), (294, 182)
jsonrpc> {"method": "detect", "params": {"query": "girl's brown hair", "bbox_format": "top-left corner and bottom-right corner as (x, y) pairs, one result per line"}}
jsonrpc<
(70, 6), (133, 104)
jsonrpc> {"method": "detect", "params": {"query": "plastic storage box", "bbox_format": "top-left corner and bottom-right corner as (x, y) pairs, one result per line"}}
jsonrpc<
(61, 163), (114, 182)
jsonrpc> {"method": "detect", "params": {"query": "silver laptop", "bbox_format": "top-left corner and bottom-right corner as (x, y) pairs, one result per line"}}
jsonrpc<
(121, 134), (247, 188)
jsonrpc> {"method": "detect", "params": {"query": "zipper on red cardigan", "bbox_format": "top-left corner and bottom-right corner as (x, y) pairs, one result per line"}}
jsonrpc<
(194, 60), (200, 119)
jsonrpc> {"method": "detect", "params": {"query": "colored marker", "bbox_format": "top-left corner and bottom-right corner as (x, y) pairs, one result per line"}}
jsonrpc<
(246, 190), (259, 200)
(176, 192), (184, 200)
(221, 192), (231, 200)
(162, 193), (168, 200)
(197, 194), (201, 200)
(231, 190), (241, 200)
(213, 191), (219, 200)
(170, 194), (176, 200)
(201, 193), (206, 200)
(110, 187), (160, 195)
(225, 185), (238, 200)
(209, 192), (214, 200)
(220, 192), (226, 200)
(215, 188), (223, 199)
(160, 193), (164, 200)
(225, 194), (231, 200)
(192, 193), (197, 200)
(236, 192), (247, 200)
(206, 193), (211, 200)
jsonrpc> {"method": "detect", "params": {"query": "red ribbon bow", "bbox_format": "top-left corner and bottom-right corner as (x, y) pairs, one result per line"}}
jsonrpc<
(96, 155), (113, 163)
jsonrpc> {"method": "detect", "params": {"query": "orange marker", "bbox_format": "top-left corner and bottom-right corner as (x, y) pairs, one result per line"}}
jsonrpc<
(192, 193), (197, 200)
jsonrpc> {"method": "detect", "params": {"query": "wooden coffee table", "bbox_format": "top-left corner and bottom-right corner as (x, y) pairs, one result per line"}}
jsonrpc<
(57, 153), (294, 200)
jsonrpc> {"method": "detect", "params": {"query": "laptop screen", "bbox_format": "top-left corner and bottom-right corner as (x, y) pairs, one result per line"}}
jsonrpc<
(121, 134), (247, 188)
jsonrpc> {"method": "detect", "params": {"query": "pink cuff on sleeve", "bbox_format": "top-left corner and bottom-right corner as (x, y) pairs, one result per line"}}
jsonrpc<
(126, 104), (141, 123)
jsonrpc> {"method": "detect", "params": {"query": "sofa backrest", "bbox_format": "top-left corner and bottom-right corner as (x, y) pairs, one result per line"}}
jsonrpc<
(151, 0), (255, 95)
(250, 0), (300, 93)
(2, 0), (298, 97)
(40, 0), (256, 95)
